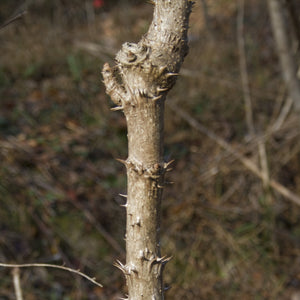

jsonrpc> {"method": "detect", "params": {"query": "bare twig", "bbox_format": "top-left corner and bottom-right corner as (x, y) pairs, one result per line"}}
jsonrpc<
(12, 268), (23, 300)
(180, 68), (279, 101)
(74, 41), (114, 62)
(237, 0), (255, 136)
(284, 0), (300, 51)
(168, 103), (300, 206)
(72, 201), (125, 256)
(0, 263), (103, 287)
(268, 0), (300, 111)
(257, 138), (270, 189)
(237, 0), (270, 191)
(200, 0), (212, 34)
(0, 11), (27, 30)
(271, 96), (293, 131)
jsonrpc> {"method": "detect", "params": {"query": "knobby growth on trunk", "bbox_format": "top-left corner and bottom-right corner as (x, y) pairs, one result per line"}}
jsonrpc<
(102, 1), (193, 299)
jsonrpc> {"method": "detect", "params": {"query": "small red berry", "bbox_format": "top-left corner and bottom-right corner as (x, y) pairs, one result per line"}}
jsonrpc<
(93, 0), (104, 9)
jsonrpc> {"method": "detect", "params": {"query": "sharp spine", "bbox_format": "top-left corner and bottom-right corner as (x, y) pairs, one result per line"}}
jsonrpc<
(152, 95), (163, 102)
(157, 87), (169, 92)
(166, 72), (179, 78)
(111, 106), (123, 111)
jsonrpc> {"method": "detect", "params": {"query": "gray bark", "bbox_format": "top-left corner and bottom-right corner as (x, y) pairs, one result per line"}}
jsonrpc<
(267, 0), (300, 112)
(102, 1), (193, 299)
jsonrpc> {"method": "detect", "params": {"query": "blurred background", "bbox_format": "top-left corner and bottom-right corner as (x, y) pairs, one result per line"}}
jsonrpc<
(0, 0), (300, 299)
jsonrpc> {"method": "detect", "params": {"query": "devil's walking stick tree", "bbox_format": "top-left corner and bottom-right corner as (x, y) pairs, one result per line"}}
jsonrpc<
(102, 1), (193, 299)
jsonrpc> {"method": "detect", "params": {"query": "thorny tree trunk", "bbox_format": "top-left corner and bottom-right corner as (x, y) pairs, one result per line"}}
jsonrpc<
(267, 0), (300, 112)
(102, 1), (193, 299)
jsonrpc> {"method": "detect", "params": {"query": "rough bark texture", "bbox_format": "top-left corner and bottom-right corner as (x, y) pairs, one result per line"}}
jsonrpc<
(102, 1), (193, 299)
(267, 0), (300, 112)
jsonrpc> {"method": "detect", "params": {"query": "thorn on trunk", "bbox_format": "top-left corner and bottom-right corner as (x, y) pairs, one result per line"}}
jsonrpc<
(166, 72), (179, 78)
(119, 193), (128, 198)
(111, 106), (124, 111)
(115, 158), (128, 166)
(161, 256), (172, 265)
(152, 95), (163, 102)
(114, 260), (126, 273)
(164, 160), (175, 169)
(157, 87), (169, 93)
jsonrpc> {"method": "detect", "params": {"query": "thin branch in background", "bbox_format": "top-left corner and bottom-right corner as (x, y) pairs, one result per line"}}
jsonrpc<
(237, 0), (255, 136)
(284, 0), (300, 51)
(200, 0), (212, 34)
(180, 67), (279, 102)
(267, 0), (300, 112)
(74, 41), (114, 63)
(0, 11), (27, 30)
(0, 263), (103, 288)
(257, 138), (270, 189)
(12, 268), (23, 300)
(71, 200), (125, 257)
(237, 0), (271, 191)
(168, 103), (300, 206)
(271, 96), (293, 131)
(85, 0), (95, 32)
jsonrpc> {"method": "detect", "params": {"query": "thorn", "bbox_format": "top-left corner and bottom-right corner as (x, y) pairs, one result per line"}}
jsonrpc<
(119, 194), (128, 198)
(147, 0), (156, 5)
(166, 168), (173, 172)
(165, 181), (174, 185)
(115, 158), (128, 166)
(111, 106), (123, 111)
(152, 95), (163, 102)
(120, 203), (127, 208)
(166, 73), (179, 78)
(157, 87), (169, 93)
(164, 160), (175, 169)
(157, 185), (164, 189)
(114, 260), (126, 272)
(162, 256), (172, 265)
(158, 66), (167, 76)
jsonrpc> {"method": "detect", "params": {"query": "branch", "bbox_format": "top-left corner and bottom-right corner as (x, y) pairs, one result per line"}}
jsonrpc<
(0, 263), (103, 288)
(237, 0), (255, 136)
(267, 0), (300, 112)
(12, 268), (23, 300)
(169, 103), (300, 206)
(0, 11), (27, 30)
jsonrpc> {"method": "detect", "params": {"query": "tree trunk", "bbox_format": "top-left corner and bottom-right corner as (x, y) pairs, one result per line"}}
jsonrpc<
(267, 0), (300, 112)
(102, 1), (193, 299)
